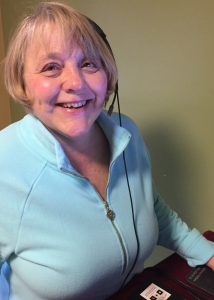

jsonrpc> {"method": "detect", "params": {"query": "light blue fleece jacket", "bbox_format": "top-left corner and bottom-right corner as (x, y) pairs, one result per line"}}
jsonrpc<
(0, 111), (213, 300)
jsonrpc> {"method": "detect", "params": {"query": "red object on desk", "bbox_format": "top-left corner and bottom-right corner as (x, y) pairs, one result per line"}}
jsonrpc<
(107, 231), (214, 300)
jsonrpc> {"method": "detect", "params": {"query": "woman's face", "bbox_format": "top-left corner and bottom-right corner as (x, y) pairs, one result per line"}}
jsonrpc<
(24, 27), (107, 144)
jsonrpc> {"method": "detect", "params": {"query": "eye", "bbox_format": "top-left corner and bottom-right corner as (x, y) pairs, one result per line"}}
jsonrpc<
(41, 63), (62, 76)
(81, 60), (99, 74)
(82, 61), (95, 68)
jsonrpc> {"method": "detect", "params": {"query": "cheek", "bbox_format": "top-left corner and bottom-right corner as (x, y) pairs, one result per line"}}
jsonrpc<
(89, 72), (108, 98)
(99, 72), (108, 93)
(25, 77), (59, 104)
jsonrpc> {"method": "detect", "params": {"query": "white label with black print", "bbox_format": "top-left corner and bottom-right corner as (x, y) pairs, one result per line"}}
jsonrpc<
(140, 283), (171, 300)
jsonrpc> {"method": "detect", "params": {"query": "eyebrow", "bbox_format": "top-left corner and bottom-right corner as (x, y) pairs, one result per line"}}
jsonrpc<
(42, 52), (64, 60)
(41, 50), (87, 61)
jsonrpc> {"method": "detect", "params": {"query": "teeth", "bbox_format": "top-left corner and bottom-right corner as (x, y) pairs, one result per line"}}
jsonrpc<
(60, 101), (86, 108)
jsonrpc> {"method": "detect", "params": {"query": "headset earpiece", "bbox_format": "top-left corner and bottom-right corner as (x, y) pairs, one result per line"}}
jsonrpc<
(87, 18), (118, 116)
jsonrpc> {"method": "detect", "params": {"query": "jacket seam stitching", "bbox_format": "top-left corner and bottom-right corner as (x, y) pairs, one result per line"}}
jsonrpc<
(14, 162), (48, 253)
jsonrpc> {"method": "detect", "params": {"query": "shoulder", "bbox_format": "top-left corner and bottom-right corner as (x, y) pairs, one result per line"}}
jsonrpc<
(110, 112), (140, 132)
(110, 112), (147, 147)
(0, 118), (47, 196)
(0, 119), (30, 159)
(109, 111), (151, 162)
(0, 120), (20, 147)
(0, 120), (26, 167)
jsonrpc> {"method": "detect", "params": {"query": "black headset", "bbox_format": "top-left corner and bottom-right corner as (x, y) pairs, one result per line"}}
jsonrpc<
(87, 18), (118, 118)
(88, 18), (140, 289)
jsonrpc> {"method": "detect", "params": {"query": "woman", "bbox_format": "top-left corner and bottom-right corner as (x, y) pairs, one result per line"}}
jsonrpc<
(0, 2), (214, 300)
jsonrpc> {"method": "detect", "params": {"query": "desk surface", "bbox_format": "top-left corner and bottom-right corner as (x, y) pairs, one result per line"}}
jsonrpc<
(107, 231), (214, 300)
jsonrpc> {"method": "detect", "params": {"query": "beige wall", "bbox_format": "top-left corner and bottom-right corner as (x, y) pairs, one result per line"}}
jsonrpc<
(1, 0), (214, 265)
(0, 2), (11, 130)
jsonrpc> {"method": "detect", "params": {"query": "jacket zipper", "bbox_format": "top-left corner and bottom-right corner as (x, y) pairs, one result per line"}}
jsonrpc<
(60, 168), (127, 274)
(60, 135), (131, 274)
(104, 135), (131, 273)
(102, 199), (127, 274)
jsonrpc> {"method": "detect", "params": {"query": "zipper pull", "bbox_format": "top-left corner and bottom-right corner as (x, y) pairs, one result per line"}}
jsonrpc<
(106, 207), (115, 221)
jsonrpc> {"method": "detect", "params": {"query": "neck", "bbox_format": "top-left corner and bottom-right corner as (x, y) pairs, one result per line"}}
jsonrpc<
(51, 121), (110, 176)
(62, 122), (100, 156)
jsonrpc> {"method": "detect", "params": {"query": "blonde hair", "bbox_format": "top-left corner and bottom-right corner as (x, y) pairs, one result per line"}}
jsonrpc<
(4, 1), (118, 111)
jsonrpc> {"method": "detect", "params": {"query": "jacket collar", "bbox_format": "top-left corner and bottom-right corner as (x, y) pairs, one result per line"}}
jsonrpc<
(20, 111), (131, 174)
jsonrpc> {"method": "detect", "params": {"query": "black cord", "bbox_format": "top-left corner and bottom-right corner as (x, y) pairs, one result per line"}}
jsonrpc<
(115, 86), (140, 290)
(187, 290), (201, 300)
(144, 267), (214, 300)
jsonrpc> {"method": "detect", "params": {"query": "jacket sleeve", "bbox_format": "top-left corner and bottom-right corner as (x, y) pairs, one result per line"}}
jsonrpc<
(153, 183), (214, 267)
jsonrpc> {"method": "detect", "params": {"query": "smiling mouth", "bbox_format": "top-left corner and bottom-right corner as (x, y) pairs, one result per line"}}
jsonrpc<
(57, 100), (87, 109)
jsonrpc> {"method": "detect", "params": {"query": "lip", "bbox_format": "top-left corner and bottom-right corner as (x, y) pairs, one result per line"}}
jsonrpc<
(55, 99), (92, 113)
(56, 99), (91, 106)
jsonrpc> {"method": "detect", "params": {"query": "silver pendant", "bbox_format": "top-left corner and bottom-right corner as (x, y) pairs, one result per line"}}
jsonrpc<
(107, 210), (115, 221)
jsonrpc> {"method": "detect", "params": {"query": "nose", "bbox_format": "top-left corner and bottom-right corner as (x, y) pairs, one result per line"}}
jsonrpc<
(62, 66), (85, 93)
